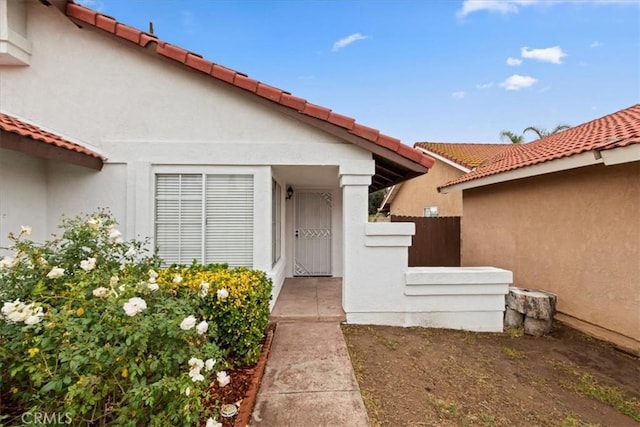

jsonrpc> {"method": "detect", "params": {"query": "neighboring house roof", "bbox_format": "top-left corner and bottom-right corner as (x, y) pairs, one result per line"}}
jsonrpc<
(380, 142), (511, 211)
(0, 112), (104, 170)
(415, 142), (512, 171)
(63, 2), (434, 191)
(441, 104), (640, 192)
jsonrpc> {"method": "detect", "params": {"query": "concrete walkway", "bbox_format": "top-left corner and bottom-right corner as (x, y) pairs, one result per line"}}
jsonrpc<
(252, 278), (370, 426)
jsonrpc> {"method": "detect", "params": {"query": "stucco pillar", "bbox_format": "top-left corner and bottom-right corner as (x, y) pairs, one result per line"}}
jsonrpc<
(339, 161), (375, 312)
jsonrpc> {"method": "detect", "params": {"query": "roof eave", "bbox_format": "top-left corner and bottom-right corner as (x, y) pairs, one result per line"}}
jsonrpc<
(440, 145), (640, 193)
(1, 130), (104, 170)
(414, 146), (472, 173)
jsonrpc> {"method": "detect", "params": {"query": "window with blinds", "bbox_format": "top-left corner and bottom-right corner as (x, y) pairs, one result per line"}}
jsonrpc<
(155, 174), (254, 267)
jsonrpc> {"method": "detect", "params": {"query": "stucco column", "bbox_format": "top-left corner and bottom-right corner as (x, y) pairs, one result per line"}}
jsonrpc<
(339, 161), (375, 313)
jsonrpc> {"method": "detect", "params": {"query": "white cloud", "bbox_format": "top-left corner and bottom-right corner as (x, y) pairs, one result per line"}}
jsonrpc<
(476, 82), (494, 89)
(506, 57), (523, 66)
(521, 46), (567, 64)
(452, 91), (466, 99)
(590, 41), (603, 48)
(332, 33), (368, 51)
(457, 0), (537, 17)
(499, 74), (537, 90)
(458, 0), (634, 18)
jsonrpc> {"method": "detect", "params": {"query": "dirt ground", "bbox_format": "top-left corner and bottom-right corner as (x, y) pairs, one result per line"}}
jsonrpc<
(342, 322), (639, 427)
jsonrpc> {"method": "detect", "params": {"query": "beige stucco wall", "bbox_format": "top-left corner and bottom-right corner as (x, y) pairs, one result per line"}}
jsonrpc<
(390, 160), (464, 217)
(462, 162), (640, 344)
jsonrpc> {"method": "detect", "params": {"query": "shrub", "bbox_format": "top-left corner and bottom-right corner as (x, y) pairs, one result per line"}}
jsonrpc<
(0, 211), (240, 426)
(158, 264), (272, 366)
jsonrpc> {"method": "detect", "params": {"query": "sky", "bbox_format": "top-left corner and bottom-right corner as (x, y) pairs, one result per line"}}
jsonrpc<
(78, 0), (639, 144)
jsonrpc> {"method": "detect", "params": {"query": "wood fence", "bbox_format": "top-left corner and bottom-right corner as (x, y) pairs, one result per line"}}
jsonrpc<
(391, 216), (461, 267)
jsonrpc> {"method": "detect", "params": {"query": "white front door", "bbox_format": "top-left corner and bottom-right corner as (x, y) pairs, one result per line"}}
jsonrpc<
(294, 190), (332, 276)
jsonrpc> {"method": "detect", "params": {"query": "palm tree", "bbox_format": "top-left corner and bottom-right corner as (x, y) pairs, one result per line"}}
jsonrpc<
(499, 130), (525, 144)
(523, 123), (571, 139)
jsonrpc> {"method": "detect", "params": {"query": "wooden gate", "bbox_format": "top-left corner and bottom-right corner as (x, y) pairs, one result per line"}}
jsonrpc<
(391, 216), (460, 267)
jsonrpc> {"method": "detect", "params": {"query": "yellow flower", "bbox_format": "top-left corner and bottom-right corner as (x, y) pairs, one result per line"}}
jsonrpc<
(76, 307), (85, 316)
(10, 387), (18, 394)
(121, 367), (128, 378)
(27, 347), (40, 357)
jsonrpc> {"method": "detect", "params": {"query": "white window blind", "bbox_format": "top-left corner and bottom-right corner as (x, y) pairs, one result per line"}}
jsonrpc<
(155, 173), (253, 267)
(205, 175), (253, 268)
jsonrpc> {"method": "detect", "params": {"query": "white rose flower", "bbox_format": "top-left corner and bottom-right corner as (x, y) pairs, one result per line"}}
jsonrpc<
(86, 217), (101, 230)
(1, 300), (19, 316)
(148, 276), (157, 284)
(199, 282), (209, 298)
(189, 371), (205, 382)
(180, 315), (197, 330)
(184, 387), (191, 396)
(148, 269), (158, 279)
(110, 276), (119, 286)
(173, 275), (183, 284)
(188, 357), (205, 371)
(92, 287), (110, 298)
(24, 310), (44, 325)
(206, 418), (222, 427)
(216, 288), (229, 300)
(80, 257), (97, 271)
(46, 267), (65, 279)
(124, 246), (136, 258)
(7, 309), (29, 323)
(20, 225), (32, 235)
(147, 282), (159, 291)
(196, 320), (208, 335)
(205, 358), (216, 372)
(123, 297), (147, 317)
(216, 371), (231, 387)
(109, 228), (123, 243)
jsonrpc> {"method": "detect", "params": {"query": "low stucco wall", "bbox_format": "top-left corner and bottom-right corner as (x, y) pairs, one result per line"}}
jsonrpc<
(391, 161), (464, 217)
(462, 162), (640, 347)
(344, 222), (512, 332)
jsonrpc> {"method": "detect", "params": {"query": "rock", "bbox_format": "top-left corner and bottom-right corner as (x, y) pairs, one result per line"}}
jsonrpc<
(504, 307), (524, 328)
(524, 316), (553, 336)
(506, 287), (557, 320)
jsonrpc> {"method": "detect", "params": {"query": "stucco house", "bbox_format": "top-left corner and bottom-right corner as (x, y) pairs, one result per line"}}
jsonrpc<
(0, 1), (514, 331)
(381, 142), (511, 217)
(440, 105), (640, 354)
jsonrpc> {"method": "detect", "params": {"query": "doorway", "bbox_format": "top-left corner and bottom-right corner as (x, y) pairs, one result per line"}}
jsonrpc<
(294, 190), (332, 276)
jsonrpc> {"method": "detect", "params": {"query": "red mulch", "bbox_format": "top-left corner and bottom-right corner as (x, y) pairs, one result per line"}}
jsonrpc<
(202, 367), (256, 426)
(202, 323), (275, 427)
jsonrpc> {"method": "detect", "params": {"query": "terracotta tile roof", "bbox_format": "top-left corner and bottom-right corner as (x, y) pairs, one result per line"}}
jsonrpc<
(441, 104), (640, 189)
(415, 142), (512, 170)
(64, 2), (434, 174)
(0, 112), (105, 161)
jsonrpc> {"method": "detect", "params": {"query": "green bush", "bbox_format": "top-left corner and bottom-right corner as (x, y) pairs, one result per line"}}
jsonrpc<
(158, 264), (272, 367)
(0, 210), (270, 426)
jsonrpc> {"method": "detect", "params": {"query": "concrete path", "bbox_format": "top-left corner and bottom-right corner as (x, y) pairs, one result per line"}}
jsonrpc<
(252, 278), (369, 426)
(270, 277), (346, 323)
